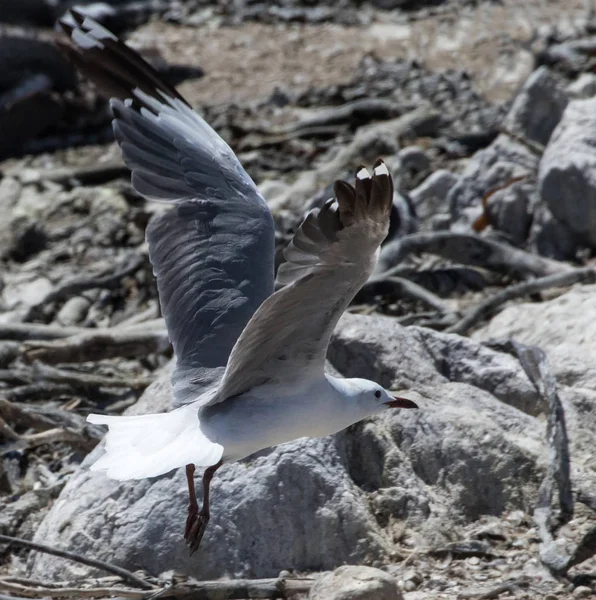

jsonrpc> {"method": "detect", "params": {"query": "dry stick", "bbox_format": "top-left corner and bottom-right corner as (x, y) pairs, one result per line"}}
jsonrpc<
(447, 267), (596, 335)
(19, 428), (98, 450)
(0, 579), (145, 599)
(360, 275), (450, 313)
(0, 323), (86, 342)
(0, 398), (82, 433)
(0, 535), (155, 590)
(17, 161), (130, 186)
(376, 231), (572, 280)
(0, 576), (315, 600)
(32, 362), (153, 391)
(22, 254), (145, 322)
(510, 342), (573, 575)
(5, 383), (75, 402)
(21, 328), (171, 364)
(0, 320), (166, 343)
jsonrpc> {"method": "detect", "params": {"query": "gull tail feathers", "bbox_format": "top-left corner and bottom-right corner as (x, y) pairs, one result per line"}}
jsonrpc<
(87, 403), (223, 481)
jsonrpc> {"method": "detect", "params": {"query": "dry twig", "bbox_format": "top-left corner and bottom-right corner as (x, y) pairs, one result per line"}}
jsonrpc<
(491, 341), (575, 575)
(0, 574), (314, 599)
(32, 362), (153, 392)
(21, 327), (170, 364)
(0, 535), (155, 589)
(376, 232), (571, 280)
(360, 275), (451, 313)
(447, 267), (596, 335)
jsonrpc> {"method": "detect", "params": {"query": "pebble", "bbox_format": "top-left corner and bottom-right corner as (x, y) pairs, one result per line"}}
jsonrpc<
(573, 586), (593, 598)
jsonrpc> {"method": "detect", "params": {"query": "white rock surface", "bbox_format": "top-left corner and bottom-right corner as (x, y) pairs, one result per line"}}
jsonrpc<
(309, 565), (403, 600)
(31, 313), (551, 581)
(473, 284), (596, 480)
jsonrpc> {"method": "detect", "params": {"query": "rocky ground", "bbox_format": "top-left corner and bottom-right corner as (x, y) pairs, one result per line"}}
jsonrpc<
(1, 0), (596, 599)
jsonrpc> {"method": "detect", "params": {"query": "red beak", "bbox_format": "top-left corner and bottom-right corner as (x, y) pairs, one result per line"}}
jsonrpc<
(385, 396), (418, 409)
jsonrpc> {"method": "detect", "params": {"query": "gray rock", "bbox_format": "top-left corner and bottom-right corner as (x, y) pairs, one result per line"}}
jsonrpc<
(56, 296), (91, 326)
(31, 313), (551, 581)
(484, 180), (533, 245)
(528, 203), (578, 260)
(539, 97), (596, 246)
(309, 565), (403, 600)
(448, 135), (538, 225)
(410, 169), (459, 224)
(473, 284), (596, 479)
(503, 66), (568, 146)
(566, 73), (596, 99)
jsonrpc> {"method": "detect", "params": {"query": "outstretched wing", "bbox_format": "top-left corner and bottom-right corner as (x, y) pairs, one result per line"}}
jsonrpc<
(60, 12), (275, 404)
(212, 161), (393, 403)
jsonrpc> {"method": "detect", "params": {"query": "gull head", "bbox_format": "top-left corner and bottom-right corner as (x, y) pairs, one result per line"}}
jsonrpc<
(342, 377), (418, 417)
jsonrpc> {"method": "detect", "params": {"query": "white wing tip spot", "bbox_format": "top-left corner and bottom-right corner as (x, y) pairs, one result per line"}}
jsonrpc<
(374, 162), (389, 176)
(356, 167), (371, 180)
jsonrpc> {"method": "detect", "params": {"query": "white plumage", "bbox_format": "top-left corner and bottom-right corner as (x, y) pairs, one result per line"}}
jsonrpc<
(88, 404), (223, 480)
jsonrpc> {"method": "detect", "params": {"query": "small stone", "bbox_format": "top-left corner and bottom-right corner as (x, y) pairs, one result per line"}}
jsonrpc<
(544, 595), (558, 600)
(403, 580), (416, 592)
(573, 586), (593, 598)
(309, 565), (403, 600)
(56, 296), (92, 326)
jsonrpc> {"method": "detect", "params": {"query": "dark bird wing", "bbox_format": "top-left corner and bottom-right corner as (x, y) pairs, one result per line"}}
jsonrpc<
(60, 12), (276, 404)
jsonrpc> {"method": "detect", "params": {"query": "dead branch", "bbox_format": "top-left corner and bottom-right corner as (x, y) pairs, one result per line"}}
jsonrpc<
(21, 327), (170, 364)
(509, 342), (573, 575)
(23, 255), (145, 322)
(32, 362), (153, 392)
(0, 535), (155, 590)
(447, 268), (596, 335)
(0, 399), (102, 451)
(271, 98), (403, 134)
(0, 323), (86, 342)
(0, 398), (85, 433)
(0, 578), (143, 598)
(0, 320), (166, 343)
(359, 275), (451, 313)
(4, 383), (76, 402)
(17, 161), (130, 186)
(376, 232), (572, 280)
(0, 575), (314, 599)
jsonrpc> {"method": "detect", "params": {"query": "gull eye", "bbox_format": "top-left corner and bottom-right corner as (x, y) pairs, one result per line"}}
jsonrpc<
(374, 390), (381, 399)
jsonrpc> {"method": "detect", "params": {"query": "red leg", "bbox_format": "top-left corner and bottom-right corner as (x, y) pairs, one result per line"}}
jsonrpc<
(184, 464), (198, 540)
(184, 460), (222, 555)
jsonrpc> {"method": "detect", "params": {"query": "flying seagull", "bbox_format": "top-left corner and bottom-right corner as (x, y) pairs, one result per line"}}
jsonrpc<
(59, 12), (418, 555)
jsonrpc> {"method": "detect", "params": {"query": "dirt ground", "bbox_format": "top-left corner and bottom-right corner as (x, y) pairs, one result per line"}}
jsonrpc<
(128, 0), (590, 108)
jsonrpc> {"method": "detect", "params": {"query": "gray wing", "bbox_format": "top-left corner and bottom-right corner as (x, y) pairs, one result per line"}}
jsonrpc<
(60, 12), (275, 404)
(212, 161), (393, 403)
